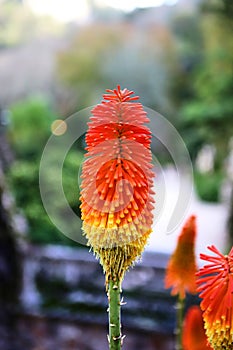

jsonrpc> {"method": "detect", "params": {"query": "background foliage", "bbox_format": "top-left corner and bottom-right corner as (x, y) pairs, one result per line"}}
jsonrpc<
(8, 97), (84, 244)
(0, 0), (232, 244)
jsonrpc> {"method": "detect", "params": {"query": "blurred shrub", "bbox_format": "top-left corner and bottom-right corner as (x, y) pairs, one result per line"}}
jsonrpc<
(9, 97), (55, 159)
(8, 97), (84, 245)
(9, 151), (83, 244)
(194, 171), (223, 202)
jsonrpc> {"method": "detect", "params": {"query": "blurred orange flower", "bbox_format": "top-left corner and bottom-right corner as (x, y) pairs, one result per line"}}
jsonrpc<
(183, 305), (212, 350)
(164, 215), (197, 299)
(197, 245), (233, 350)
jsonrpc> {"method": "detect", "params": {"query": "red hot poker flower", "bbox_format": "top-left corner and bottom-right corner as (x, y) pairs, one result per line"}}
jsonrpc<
(196, 245), (233, 350)
(80, 86), (155, 283)
(164, 215), (198, 299)
(182, 305), (212, 350)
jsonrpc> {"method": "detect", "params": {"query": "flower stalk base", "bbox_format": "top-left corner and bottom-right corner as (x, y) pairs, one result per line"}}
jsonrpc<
(108, 279), (122, 350)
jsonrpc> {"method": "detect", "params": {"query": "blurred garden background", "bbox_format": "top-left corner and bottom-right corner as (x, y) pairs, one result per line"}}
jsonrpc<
(0, 0), (232, 349)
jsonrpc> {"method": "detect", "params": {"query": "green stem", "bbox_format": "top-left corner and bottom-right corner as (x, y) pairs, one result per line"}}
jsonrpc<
(176, 295), (184, 350)
(108, 279), (122, 350)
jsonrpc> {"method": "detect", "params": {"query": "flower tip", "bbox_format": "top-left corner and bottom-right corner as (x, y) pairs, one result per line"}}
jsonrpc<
(186, 214), (196, 226)
(178, 215), (197, 246)
(189, 214), (196, 222)
(103, 85), (139, 102)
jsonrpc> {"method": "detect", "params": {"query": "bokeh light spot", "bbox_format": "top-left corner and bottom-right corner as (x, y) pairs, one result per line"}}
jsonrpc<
(51, 119), (67, 136)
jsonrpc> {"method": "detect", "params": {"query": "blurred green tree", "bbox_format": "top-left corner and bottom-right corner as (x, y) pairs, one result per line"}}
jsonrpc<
(171, 0), (233, 203)
(181, 8), (233, 171)
(57, 22), (173, 114)
(170, 13), (203, 112)
(57, 24), (125, 110)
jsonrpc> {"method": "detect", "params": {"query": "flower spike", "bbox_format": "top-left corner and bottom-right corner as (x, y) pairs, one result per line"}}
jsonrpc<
(196, 245), (233, 350)
(80, 86), (155, 284)
(164, 215), (198, 299)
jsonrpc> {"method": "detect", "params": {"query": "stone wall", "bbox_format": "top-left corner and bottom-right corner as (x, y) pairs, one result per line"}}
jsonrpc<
(17, 246), (179, 350)
(15, 314), (174, 350)
(1, 244), (199, 349)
